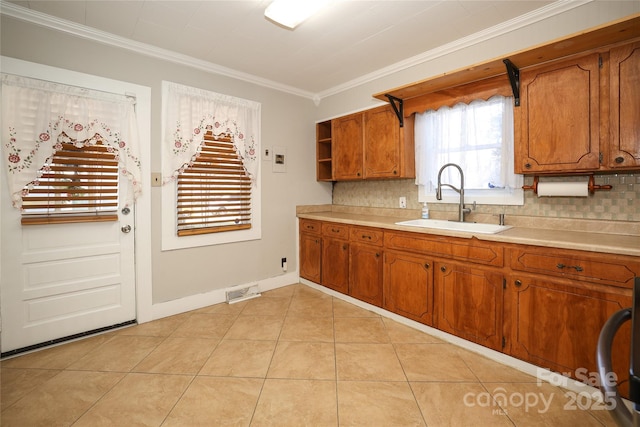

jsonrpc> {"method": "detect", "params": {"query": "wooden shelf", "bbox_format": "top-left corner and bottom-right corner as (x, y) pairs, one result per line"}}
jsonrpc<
(316, 121), (333, 181)
(374, 13), (640, 102)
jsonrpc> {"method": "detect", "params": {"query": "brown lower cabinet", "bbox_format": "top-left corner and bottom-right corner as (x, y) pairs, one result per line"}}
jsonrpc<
(505, 274), (632, 396)
(383, 250), (434, 325)
(435, 261), (504, 351)
(322, 237), (349, 294)
(349, 242), (383, 306)
(299, 218), (637, 396)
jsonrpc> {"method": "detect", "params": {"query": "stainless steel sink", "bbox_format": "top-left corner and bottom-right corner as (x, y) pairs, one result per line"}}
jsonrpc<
(395, 219), (513, 234)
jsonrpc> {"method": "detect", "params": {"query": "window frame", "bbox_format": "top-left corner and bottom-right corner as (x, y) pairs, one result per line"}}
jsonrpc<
(414, 90), (523, 206)
(160, 85), (261, 251)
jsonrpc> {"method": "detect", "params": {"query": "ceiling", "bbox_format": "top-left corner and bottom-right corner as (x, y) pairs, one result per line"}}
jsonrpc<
(5, 1), (557, 99)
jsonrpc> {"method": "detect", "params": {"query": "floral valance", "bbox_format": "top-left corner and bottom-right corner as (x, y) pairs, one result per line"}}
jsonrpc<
(162, 81), (260, 184)
(1, 74), (142, 208)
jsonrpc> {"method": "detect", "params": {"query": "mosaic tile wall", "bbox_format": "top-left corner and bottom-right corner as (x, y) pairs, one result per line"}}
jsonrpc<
(332, 173), (640, 222)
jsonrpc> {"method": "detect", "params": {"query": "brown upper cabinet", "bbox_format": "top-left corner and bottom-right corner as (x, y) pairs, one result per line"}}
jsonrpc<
(316, 104), (415, 181)
(374, 15), (640, 176)
(515, 40), (640, 174)
(515, 53), (601, 174)
(608, 40), (640, 169)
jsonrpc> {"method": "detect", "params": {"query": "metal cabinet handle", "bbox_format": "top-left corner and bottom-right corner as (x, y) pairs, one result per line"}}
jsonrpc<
(515, 279), (522, 287)
(557, 263), (583, 272)
(121, 225), (132, 233)
(440, 266), (446, 272)
(362, 235), (372, 240)
(615, 156), (624, 164)
(424, 263), (430, 269)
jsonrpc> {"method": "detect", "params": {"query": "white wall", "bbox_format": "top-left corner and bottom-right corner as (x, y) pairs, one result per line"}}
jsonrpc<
(1, 0), (637, 310)
(0, 15), (332, 306)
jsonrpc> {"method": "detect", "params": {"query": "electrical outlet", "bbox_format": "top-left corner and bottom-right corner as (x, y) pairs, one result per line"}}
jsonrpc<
(399, 196), (407, 209)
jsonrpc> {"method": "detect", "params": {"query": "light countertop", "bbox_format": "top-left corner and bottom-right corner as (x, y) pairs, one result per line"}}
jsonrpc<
(297, 205), (640, 257)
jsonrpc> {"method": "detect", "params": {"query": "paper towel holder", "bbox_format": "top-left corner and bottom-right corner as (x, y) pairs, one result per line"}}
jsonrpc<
(522, 175), (612, 195)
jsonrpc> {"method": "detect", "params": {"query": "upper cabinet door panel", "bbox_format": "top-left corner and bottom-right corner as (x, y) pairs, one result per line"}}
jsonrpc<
(516, 53), (601, 173)
(333, 113), (364, 180)
(609, 40), (640, 169)
(364, 106), (401, 178)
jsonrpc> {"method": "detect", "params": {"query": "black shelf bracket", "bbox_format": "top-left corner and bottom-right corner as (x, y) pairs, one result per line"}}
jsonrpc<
(385, 94), (404, 127)
(503, 59), (520, 107)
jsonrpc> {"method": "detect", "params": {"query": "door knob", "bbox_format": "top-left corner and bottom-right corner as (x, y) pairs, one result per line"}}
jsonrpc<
(121, 225), (132, 233)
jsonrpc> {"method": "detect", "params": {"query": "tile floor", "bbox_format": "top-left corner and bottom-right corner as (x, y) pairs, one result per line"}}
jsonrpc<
(1, 283), (620, 426)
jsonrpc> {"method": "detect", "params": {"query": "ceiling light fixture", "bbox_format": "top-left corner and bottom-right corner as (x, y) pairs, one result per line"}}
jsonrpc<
(264, 0), (329, 29)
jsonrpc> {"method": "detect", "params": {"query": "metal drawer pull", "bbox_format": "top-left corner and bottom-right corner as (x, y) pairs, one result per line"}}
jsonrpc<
(332, 228), (340, 233)
(557, 263), (584, 272)
(362, 235), (372, 240)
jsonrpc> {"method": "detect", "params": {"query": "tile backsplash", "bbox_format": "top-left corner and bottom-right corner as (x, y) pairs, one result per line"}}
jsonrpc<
(332, 173), (639, 222)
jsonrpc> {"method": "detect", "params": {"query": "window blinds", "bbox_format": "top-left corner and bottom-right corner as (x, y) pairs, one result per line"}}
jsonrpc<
(177, 132), (251, 236)
(20, 142), (119, 225)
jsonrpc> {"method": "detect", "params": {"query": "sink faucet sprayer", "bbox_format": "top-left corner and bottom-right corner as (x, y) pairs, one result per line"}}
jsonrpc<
(436, 163), (474, 222)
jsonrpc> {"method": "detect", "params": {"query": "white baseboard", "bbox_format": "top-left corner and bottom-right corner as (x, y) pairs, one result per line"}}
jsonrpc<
(299, 278), (607, 397)
(150, 272), (299, 320)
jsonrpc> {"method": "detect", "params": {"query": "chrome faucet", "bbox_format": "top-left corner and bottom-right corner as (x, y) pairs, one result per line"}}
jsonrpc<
(436, 163), (471, 222)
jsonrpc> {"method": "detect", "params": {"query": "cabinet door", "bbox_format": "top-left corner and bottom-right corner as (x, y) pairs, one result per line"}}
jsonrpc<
(364, 106), (400, 178)
(383, 250), (434, 325)
(506, 275), (631, 397)
(609, 40), (640, 169)
(333, 113), (364, 180)
(435, 262), (504, 351)
(349, 243), (383, 307)
(516, 53), (600, 173)
(299, 233), (321, 283)
(322, 238), (349, 293)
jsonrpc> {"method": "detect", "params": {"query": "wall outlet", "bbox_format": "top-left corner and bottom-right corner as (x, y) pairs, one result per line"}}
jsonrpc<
(399, 196), (407, 209)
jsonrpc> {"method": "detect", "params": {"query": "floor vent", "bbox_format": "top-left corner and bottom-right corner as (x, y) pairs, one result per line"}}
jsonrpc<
(226, 284), (261, 304)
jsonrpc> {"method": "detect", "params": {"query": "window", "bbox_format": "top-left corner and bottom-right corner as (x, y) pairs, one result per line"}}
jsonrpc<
(176, 132), (251, 236)
(161, 81), (261, 250)
(21, 141), (119, 225)
(414, 95), (523, 205)
(1, 73), (142, 219)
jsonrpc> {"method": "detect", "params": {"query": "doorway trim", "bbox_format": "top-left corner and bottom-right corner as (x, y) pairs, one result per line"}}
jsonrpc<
(0, 56), (153, 324)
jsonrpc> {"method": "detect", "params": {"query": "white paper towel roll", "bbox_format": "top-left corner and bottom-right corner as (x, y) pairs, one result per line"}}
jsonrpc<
(537, 181), (589, 197)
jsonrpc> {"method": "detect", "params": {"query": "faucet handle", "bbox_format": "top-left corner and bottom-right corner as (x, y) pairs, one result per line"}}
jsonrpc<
(464, 201), (477, 211)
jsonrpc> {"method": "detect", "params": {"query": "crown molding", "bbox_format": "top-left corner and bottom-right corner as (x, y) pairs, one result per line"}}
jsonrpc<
(0, 1), (316, 100)
(1, 0), (590, 102)
(315, 0), (592, 100)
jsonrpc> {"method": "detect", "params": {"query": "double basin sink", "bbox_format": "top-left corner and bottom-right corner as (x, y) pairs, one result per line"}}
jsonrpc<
(395, 219), (512, 235)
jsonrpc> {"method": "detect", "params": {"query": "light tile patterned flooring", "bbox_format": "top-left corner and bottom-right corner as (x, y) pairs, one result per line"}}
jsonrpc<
(1, 283), (619, 426)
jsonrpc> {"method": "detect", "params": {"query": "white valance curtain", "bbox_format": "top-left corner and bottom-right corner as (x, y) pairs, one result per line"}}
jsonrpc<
(1, 74), (142, 208)
(162, 81), (260, 184)
(415, 95), (520, 193)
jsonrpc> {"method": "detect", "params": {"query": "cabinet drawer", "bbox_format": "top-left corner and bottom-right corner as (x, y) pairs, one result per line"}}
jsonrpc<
(322, 222), (349, 240)
(350, 226), (384, 246)
(299, 219), (321, 235)
(384, 231), (503, 267)
(510, 247), (640, 288)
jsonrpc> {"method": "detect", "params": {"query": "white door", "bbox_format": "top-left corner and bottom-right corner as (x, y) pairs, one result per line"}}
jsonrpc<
(0, 179), (136, 354)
